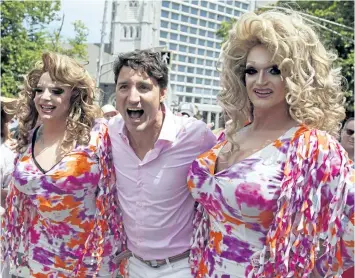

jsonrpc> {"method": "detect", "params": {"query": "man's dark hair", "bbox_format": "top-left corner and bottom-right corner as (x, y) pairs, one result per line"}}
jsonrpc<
(113, 50), (169, 89)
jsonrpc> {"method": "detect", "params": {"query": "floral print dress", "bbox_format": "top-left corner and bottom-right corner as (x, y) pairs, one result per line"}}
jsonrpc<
(188, 125), (354, 277)
(2, 119), (124, 277)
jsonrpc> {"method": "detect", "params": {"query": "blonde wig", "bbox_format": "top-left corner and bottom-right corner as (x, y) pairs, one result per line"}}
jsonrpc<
(219, 9), (346, 146)
(16, 52), (102, 154)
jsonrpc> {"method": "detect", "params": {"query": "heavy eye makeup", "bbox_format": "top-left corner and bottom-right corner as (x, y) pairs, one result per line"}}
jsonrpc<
(244, 65), (281, 75)
(32, 87), (65, 95)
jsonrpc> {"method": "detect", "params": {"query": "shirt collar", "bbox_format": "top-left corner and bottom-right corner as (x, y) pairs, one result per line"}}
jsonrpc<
(114, 104), (177, 143)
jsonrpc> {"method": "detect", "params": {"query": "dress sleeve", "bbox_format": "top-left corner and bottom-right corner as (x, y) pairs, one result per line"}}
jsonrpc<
(314, 139), (354, 276)
(254, 127), (354, 278)
(74, 121), (126, 276)
(189, 203), (210, 276)
(2, 174), (32, 271)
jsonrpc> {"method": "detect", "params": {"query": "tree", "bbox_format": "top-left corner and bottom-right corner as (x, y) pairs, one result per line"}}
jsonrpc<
(1, 0), (89, 97)
(216, 1), (354, 117)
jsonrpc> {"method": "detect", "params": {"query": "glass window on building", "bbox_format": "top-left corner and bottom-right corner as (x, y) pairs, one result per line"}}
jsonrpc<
(186, 96), (192, 102)
(160, 31), (168, 38)
(187, 77), (194, 83)
(191, 0), (199, 6)
(191, 7), (198, 15)
(215, 51), (220, 58)
(226, 7), (232, 15)
(159, 40), (166, 46)
(171, 12), (179, 20)
(205, 79), (211, 85)
(200, 19), (207, 27)
(196, 78), (203, 84)
(209, 2), (216, 10)
(186, 87), (193, 93)
(235, 1), (241, 8)
(181, 15), (189, 23)
(227, 0), (233, 5)
(208, 12), (216, 20)
(197, 58), (204, 65)
(189, 37), (196, 44)
(162, 1), (169, 8)
(242, 3), (249, 10)
(162, 10), (169, 18)
(200, 10), (207, 18)
(171, 33), (178, 40)
(177, 85), (184, 92)
(205, 88), (212, 95)
(201, 1), (208, 8)
(161, 20), (168, 28)
(196, 68), (204, 75)
(190, 17), (198, 25)
(195, 97), (201, 103)
(196, 87), (203, 94)
(179, 55), (186, 62)
(182, 5), (189, 13)
(188, 57), (195, 63)
(179, 44), (187, 52)
(208, 31), (214, 38)
(171, 23), (178, 30)
(170, 74), (176, 81)
(189, 47), (196, 54)
(213, 80), (220, 86)
(213, 89), (219, 96)
(178, 65), (186, 72)
(206, 60), (213, 67)
(172, 2), (180, 10)
(214, 71), (219, 77)
(178, 95), (184, 103)
(190, 27), (197, 34)
(199, 29), (206, 36)
(171, 64), (176, 71)
(207, 50), (213, 57)
(208, 22), (215, 29)
(218, 5), (225, 12)
(207, 40), (214, 48)
(198, 38), (206, 46)
(177, 75), (185, 82)
(180, 35), (187, 42)
(198, 49), (205, 56)
(205, 69), (212, 76)
(234, 10), (241, 16)
(181, 25), (188, 33)
(187, 67), (194, 73)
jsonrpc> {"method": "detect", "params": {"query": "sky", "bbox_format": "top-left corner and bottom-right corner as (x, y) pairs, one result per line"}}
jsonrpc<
(52, 0), (112, 43)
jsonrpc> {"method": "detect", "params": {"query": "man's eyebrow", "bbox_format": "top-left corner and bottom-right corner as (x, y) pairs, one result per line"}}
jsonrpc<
(117, 81), (129, 85)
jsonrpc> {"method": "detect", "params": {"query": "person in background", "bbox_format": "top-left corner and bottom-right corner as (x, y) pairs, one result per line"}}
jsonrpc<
(340, 117), (354, 161)
(188, 9), (354, 277)
(0, 97), (18, 207)
(1, 52), (124, 277)
(102, 104), (119, 120)
(108, 50), (216, 277)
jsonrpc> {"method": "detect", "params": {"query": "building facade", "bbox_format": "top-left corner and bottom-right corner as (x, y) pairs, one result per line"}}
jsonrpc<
(90, 0), (255, 128)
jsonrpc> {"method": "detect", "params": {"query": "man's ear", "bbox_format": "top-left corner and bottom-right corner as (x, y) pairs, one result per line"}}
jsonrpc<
(160, 88), (167, 103)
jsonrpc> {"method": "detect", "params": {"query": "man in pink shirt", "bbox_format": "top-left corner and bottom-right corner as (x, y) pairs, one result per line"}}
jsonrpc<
(108, 50), (216, 277)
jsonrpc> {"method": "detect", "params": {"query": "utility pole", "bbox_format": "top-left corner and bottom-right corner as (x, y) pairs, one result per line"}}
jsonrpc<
(96, 0), (109, 88)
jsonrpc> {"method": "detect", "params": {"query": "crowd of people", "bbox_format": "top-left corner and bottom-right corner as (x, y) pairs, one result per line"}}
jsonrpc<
(1, 9), (354, 278)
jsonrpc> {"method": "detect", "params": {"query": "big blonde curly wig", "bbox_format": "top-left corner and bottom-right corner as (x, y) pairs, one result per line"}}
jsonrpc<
(16, 52), (102, 154)
(219, 9), (346, 145)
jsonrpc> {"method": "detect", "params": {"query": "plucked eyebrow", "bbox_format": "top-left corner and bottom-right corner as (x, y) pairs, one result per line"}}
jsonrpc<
(245, 62), (278, 69)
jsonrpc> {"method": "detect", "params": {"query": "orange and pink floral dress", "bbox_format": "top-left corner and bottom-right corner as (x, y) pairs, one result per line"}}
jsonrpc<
(2, 119), (124, 277)
(188, 125), (354, 277)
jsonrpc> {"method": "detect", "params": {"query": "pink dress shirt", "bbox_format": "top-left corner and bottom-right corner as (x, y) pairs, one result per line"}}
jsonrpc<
(108, 107), (216, 260)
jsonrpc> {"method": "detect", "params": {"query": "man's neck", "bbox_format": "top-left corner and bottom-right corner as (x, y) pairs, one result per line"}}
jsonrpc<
(127, 112), (164, 160)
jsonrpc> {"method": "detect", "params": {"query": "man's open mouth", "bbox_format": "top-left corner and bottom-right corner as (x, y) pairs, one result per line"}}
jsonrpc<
(127, 108), (144, 119)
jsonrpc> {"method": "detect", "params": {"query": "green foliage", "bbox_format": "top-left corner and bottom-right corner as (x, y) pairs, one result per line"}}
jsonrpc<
(1, 1), (89, 97)
(216, 1), (354, 117)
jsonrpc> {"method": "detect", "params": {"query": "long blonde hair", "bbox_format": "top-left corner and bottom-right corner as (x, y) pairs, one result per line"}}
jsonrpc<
(219, 10), (346, 146)
(16, 52), (102, 154)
